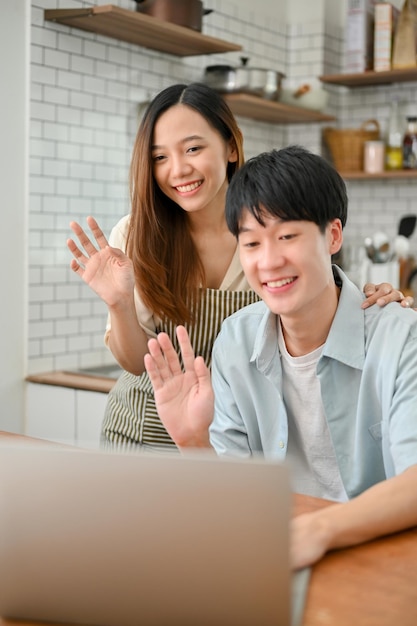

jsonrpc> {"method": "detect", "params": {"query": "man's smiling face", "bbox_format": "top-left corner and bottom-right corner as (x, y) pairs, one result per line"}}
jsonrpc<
(237, 208), (343, 323)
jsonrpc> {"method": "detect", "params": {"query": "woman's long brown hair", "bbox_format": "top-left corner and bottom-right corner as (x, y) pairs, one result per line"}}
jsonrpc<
(126, 83), (244, 325)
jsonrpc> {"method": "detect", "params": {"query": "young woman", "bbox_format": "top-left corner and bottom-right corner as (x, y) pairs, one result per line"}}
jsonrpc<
(67, 83), (411, 451)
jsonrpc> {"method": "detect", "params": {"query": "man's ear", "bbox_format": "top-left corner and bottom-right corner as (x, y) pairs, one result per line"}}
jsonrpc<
(328, 219), (343, 255)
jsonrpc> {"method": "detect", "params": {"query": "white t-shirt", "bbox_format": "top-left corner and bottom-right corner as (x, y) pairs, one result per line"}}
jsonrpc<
(278, 322), (348, 501)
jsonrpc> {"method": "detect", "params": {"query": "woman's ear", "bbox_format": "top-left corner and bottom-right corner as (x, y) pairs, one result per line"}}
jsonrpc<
(228, 126), (243, 164)
(328, 219), (343, 255)
(228, 139), (239, 163)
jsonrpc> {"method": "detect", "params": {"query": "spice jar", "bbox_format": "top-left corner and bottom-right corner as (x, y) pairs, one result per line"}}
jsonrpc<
(403, 116), (417, 169)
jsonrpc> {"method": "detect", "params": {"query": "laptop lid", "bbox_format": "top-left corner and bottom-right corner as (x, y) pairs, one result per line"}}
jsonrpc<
(0, 445), (292, 626)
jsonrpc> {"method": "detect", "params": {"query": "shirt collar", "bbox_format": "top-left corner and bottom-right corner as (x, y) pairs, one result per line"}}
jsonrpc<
(251, 265), (366, 372)
(321, 266), (365, 370)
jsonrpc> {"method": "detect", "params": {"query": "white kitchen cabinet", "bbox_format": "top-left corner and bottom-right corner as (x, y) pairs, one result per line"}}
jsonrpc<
(25, 383), (76, 446)
(25, 382), (109, 449)
(75, 389), (108, 449)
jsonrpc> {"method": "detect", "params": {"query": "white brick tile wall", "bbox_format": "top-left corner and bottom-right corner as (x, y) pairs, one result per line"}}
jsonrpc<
(43, 267), (69, 282)
(55, 319), (80, 336)
(29, 321), (55, 340)
(42, 302), (67, 319)
(68, 333), (92, 353)
(28, 342), (42, 358)
(30, 284), (55, 302)
(42, 337), (67, 355)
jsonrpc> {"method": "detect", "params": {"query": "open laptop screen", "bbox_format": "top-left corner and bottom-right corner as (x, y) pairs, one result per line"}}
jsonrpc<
(0, 445), (298, 626)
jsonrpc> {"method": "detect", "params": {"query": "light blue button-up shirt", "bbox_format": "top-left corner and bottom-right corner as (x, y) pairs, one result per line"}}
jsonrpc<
(209, 267), (417, 499)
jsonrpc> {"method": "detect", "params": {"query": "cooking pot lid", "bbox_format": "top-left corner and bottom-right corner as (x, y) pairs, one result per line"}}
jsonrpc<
(205, 64), (236, 72)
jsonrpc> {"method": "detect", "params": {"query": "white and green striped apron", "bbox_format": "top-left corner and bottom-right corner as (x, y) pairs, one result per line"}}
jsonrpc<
(101, 287), (259, 451)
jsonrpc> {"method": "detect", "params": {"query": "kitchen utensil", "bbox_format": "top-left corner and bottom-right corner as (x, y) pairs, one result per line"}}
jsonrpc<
(368, 261), (400, 288)
(132, 0), (213, 31)
(364, 236), (376, 261)
(398, 214), (417, 238)
(203, 57), (285, 100)
(279, 83), (329, 111)
(237, 57), (285, 100)
(407, 266), (417, 296)
(393, 234), (410, 260)
(372, 231), (391, 263)
(390, 214), (417, 271)
(203, 63), (239, 92)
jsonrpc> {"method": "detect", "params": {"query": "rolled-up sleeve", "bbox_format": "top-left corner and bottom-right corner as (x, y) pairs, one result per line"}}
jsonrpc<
(104, 214), (158, 347)
(386, 323), (417, 475)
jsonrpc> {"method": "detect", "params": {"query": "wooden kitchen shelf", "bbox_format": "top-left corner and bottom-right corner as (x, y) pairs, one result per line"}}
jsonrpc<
(320, 68), (417, 88)
(45, 6), (334, 125)
(223, 93), (335, 124)
(340, 170), (417, 180)
(44, 5), (242, 56)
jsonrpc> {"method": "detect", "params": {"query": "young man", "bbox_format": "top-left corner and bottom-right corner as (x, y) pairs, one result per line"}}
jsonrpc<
(144, 146), (417, 570)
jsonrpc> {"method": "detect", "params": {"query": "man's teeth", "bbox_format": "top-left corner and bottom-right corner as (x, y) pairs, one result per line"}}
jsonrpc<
(176, 181), (201, 192)
(267, 277), (294, 288)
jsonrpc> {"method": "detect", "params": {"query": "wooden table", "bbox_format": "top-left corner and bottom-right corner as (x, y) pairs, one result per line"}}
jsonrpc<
(294, 495), (417, 625)
(1, 431), (417, 626)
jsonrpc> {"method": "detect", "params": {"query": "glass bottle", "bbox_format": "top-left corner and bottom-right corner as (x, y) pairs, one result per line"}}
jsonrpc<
(403, 116), (417, 169)
(385, 100), (404, 170)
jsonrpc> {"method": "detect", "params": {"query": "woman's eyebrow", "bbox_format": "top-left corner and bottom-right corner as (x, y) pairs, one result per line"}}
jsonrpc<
(151, 135), (205, 151)
(182, 134), (205, 142)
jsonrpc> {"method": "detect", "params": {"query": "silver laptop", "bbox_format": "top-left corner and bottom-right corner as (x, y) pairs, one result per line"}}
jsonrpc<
(0, 444), (310, 626)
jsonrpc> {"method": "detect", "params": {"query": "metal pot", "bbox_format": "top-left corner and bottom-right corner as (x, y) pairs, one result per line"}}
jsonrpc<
(132, 0), (213, 32)
(238, 58), (285, 100)
(203, 64), (239, 92)
(203, 58), (285, 100)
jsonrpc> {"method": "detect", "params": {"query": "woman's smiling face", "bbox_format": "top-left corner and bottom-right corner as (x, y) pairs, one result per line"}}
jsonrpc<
(151, 104), (237, 215)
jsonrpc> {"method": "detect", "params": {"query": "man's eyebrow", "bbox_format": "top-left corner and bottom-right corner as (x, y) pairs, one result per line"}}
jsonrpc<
(237, 216), (289, 235)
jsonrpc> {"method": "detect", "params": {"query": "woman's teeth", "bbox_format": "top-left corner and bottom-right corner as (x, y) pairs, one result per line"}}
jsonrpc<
(176, 181), (202, 193)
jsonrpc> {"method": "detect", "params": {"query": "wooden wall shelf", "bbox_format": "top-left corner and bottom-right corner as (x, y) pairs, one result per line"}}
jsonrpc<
(320, 68), (417, 88)
(45, 6), (335, 125)
(223, 93), (335, 124)
(340, 170), (417, 180)
(44, 5), (242, 57)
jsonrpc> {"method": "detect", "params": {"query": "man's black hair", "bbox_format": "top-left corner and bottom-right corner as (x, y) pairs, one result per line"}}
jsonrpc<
(225, 145), (348, 236)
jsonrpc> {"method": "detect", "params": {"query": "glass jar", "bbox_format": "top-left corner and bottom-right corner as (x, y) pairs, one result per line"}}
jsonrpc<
(403, 116), (417, 169)
(364, 140), (385, 173)
(385, 101), (404, 170)
(386, 144), (403, 170)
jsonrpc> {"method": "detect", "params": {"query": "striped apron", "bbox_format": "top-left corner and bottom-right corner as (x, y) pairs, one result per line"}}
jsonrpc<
(101, 287), (259, 451)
